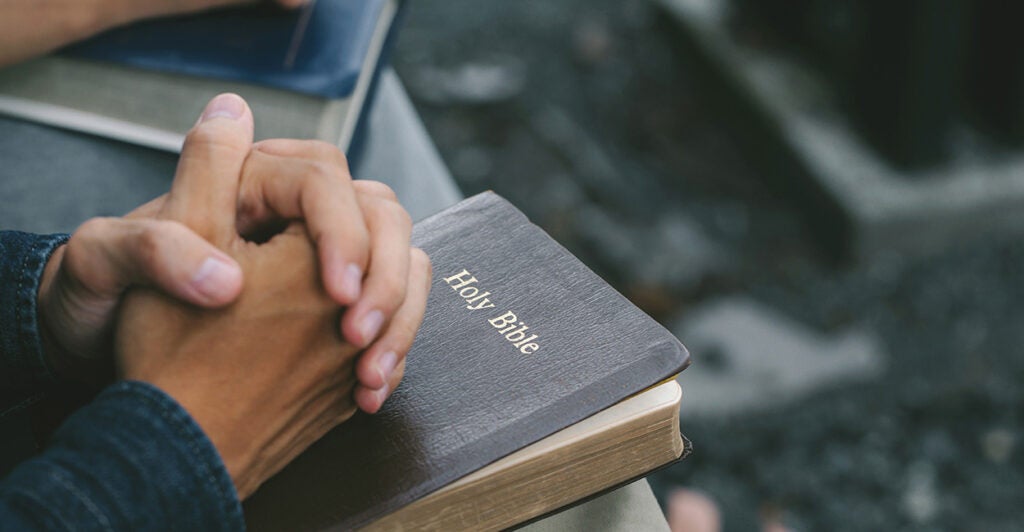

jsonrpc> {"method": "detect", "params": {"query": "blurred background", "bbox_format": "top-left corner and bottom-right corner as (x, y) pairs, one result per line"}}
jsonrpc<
(392, 0), (1024, 530)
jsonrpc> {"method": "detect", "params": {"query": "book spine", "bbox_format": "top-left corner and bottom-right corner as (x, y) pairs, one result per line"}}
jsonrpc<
(346, 0), (408, 168)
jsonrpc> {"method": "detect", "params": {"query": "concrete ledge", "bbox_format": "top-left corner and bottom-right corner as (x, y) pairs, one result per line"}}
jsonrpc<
(656, 0), (1024, 260)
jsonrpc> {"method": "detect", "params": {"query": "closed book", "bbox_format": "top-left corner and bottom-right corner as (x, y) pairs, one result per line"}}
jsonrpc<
(0, 0), (399, 153)
(243, 192), (691, 531)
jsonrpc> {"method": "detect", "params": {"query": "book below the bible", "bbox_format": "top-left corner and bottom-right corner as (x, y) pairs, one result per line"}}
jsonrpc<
(0, 0), (398, 153)
(243, 192), (692, 531)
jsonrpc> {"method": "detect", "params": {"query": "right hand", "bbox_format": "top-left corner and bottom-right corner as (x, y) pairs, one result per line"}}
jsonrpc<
(114, 95), (430, 498)
(117, 225), (354, 500)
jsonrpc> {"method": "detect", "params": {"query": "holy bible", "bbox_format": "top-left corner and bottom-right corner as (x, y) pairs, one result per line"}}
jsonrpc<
(243, 192), (691, 531)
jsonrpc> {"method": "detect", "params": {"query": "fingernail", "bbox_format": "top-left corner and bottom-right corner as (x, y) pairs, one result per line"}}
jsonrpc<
(374, 384), (390, 407)
(376, 351), (398, 386)
(201, 94), (246, 122)
(193, 255), (241, 301)
(360, 310), (384, 344)
(341, 263), (362, 301)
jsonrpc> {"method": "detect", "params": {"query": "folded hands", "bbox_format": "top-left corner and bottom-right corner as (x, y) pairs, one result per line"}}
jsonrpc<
(37, 93), (430, 498)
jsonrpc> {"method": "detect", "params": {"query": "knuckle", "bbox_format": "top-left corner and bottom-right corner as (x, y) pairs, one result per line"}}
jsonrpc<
(410, 247), (432, 278)
(184, 123), (248, 155)
(392, 204), (413, 230)
(184, 125), (220, 148)
(389, 318), (420, 353)
(251, 138), (285, 152)
(305, 139), (337, 155)
(66, 217), (112, 267)
(305, 160), (343, 184)
(74, 217), (114, 244)
(388, 369), (406, 391)
(134, 222), (169, 263)
(350, 226), (372, 254)
(376, 281), (407, 312)
(355, 180), (398, 201)
(391, 363), (406, 383)
(307, 140), (350, 170)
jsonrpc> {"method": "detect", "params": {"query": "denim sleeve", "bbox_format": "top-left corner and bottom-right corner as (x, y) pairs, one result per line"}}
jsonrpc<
(0, 231), (69, 399)
(0, 380), (245, 531)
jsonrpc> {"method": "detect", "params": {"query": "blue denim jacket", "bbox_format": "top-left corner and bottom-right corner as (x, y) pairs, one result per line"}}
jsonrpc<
(0, 231), (244, 530)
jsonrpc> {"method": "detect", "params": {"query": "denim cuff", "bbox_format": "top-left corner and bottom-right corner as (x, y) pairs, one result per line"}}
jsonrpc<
(0, 231), (69, 395)
(0, 381), (244, 531)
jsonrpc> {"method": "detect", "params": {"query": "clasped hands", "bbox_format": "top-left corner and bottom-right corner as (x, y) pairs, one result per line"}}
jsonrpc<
(36, 94), (430, 498)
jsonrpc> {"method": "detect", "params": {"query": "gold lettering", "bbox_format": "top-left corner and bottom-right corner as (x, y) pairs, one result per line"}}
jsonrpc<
(465, 291), (494, 310)
(444, 269), (477, 290)
(448, 269), (540, 354)
(489, 311), (518, 329)
(512, 334), (539, 347)
(505, 325), (530, 342)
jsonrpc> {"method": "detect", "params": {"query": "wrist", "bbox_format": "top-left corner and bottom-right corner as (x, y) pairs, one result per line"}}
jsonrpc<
(70, 0), (169, 38)
(99, 0), (253, 24)
(37, 244), (117, 388)
(37, 245), (73, 378)
(91, 0), (168, 28)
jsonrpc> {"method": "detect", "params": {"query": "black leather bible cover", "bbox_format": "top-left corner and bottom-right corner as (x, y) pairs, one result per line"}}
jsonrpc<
(243, 192), (690, 531)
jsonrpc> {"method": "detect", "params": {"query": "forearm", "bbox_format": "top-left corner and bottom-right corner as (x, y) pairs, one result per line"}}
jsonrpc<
(0, 381), (243, 530)
(0, 0), (255, 67)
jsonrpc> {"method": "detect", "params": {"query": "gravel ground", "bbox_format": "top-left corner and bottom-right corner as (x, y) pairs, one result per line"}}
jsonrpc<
(393, 1), (1024, 530)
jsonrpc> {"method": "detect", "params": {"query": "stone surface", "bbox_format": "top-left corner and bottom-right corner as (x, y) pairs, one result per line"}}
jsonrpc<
(575, 206), (730, 295)
(902, 461), (939, 525)
(672, 297), (885, 418)
(657, 0), (1024, 261)
(405, 55), (527, 105)
(394, 1), (1024, 529)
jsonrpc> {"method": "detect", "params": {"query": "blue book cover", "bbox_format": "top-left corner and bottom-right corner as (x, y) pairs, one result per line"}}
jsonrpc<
(64, 0), (389, 99)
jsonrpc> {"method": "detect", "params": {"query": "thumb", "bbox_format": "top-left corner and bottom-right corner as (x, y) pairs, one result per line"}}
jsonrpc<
(63, 217), (244, 308)
(162, 93), (254, 245)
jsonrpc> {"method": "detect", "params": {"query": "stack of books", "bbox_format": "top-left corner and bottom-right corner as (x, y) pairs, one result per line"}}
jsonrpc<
(0, 0), (400, 153)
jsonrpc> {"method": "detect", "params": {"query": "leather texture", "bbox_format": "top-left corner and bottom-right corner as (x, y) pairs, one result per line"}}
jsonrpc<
(63, 0), (388, 98)
(243, 192), (691, 531)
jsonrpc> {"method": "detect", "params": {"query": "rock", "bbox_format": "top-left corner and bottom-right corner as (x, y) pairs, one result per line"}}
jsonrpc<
(406, 55), (527, 105)
(573, 18), (614, 65)
(980, 428), (1017, 465)
(672, 297), (886, 418)
(451, 145), (494, 183)
(637, 212), (728, 290)
(574, 205), (729, 294)
(529, 106), (660, 217)
(902, 461), (939, 524)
